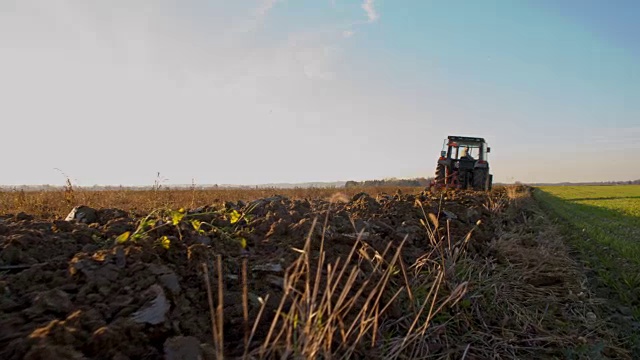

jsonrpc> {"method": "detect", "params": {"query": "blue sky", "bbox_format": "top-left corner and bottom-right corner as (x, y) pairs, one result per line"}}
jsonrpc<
(1, 0), (638, 186)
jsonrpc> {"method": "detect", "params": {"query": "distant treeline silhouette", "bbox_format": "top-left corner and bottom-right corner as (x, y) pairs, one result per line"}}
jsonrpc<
(599, 180), (640, 185)
(345, 177), (433, 188)
(531, 179), (640, 186)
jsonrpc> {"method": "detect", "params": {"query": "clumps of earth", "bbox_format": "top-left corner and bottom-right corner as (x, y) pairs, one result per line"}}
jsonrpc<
(0, 191), (495, 359)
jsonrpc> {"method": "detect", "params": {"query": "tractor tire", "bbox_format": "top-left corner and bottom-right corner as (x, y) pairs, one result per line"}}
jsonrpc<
(473, 169), (488, 191)
(488, 174), (493, 191)
(435, 164), (446, 185)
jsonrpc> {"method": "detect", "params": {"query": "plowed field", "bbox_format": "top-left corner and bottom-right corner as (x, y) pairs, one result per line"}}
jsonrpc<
(0, 187), (632, 359)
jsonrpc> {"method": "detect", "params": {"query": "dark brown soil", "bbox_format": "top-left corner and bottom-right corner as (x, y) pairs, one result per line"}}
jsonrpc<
(0, 190), (495, 359)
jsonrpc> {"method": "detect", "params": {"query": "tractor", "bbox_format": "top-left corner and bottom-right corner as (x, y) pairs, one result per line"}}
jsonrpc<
(431, 135), (493, 191)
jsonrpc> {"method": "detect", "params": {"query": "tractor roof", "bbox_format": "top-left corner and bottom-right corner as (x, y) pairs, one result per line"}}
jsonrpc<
(447, 135), (486, 143)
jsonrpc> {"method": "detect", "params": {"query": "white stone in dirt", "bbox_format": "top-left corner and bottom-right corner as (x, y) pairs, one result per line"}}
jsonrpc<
(65, 205), (98, 223)
(131, 284), (170, 325)
(252, 263), (283, 273)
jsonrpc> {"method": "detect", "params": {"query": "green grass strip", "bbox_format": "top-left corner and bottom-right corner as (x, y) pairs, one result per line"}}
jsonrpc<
(534, 187), (640, 320)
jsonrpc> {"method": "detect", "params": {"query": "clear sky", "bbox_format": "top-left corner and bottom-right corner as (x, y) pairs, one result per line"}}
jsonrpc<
(1, 0), (639, 186)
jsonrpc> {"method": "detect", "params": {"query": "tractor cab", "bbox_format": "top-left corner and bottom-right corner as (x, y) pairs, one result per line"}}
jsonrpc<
(440, 136), (490, 163)
(433, 136), (493, 191)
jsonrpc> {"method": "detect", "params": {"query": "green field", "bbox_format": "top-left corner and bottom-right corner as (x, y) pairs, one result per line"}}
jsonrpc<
(535, 185), (640, 262)
(534, 185), (640, 317)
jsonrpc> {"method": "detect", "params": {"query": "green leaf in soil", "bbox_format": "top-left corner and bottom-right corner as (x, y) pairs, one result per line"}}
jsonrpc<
(229, 209), (241, 224)
(171, 210), (185, 226)
(115, 231), (130, 244)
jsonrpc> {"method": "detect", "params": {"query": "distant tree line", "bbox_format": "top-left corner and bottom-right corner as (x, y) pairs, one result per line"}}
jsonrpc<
(599, 180), (640, 185)
(345, 177), (433, 188)
(529, 179), (640, 186)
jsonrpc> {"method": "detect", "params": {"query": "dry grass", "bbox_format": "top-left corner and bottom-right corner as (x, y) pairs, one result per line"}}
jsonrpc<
(470, 189), (628, 359)
(0, 186), (423, 219)
(200, 203), (475, 359)
(196, 187), (626, 359)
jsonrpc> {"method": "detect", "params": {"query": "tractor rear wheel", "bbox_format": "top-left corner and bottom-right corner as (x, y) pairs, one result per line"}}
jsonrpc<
(473, 169), (488, 191)
(435, 164), (446, 186)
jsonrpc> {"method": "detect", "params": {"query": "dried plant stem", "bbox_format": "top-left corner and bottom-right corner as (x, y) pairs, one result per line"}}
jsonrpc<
(216, 254), (224, 360)
(202, 263), (220, 357)
(242, 257), (249, 349)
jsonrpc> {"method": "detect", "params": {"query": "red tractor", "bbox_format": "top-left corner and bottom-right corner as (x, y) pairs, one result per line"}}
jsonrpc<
(431, 135), (493, 191)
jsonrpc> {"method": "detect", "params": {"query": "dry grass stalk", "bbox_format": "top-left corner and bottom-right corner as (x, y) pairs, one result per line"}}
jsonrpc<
(242, 257), (249, 349)
(245, 203), (476, 360)
(202, 263), (222, 358)
(216, 254), (224, 359)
